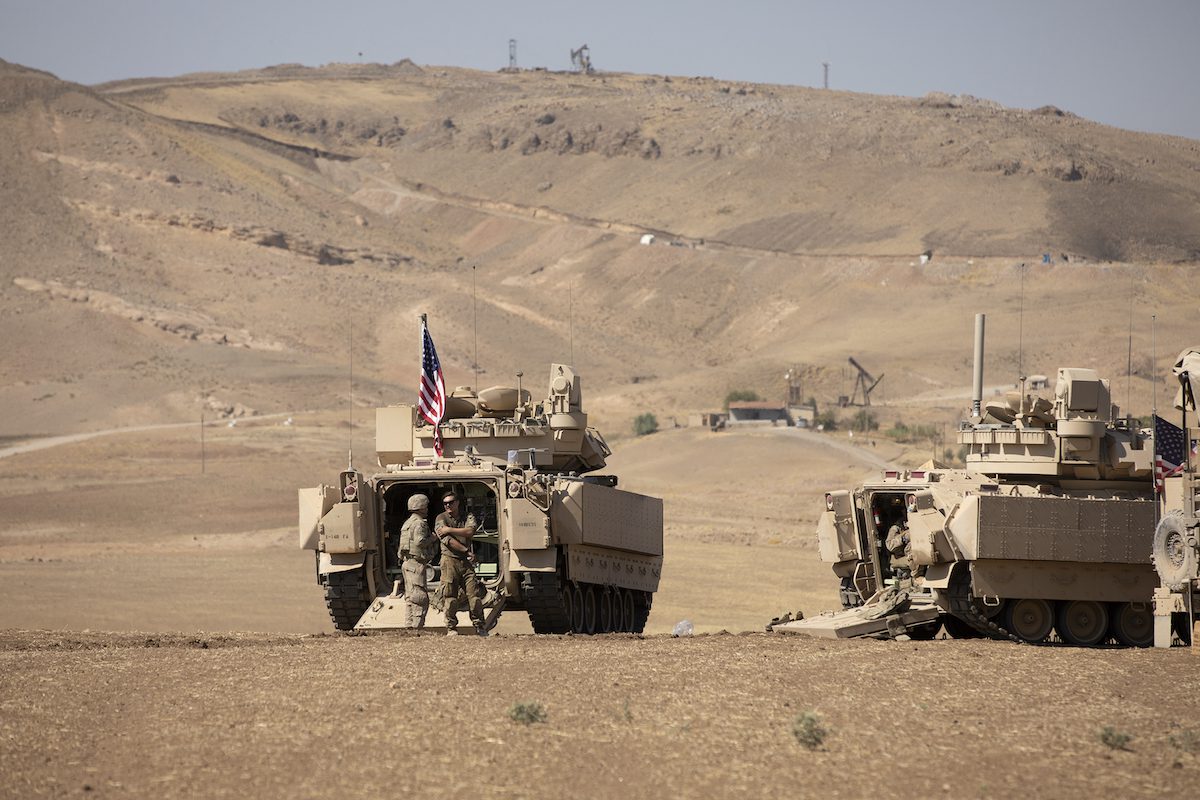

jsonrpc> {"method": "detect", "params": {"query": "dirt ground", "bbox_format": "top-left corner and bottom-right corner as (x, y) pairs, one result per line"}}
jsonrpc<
(1, 630), (1198, 800)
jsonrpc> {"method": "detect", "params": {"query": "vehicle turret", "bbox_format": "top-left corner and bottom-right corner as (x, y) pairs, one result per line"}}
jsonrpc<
(376, 363), (610, 474)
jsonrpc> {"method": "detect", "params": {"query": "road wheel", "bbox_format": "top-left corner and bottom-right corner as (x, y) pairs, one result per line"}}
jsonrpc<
(598, 588), (613, 633)
(1108, 602), (1152, 648)
(632, 591), (652, 634)
(621, 589), (636, 632)
(943, 615), (983, 639)
(1003, 598), (1053, 643)
(570, 583), (584, 633)
(582, 585), (597, 635)
(907, 619), (941, 640)
(561, 582), (575, 633)
(1056, 600), (1109, 646)
(323, 569), (371, 631)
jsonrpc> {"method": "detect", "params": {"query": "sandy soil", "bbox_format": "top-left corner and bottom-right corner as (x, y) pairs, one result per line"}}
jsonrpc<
(1, 630), (1198, 799)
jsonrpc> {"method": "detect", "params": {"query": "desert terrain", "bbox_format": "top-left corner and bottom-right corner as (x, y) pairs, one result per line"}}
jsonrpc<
(2, 56), (1200, 797)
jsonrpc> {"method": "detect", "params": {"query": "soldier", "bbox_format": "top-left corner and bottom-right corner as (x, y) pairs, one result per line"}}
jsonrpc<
(885, 522), (913, 579)
(435, 491), (488, 636)
(398, 493), (438, 629)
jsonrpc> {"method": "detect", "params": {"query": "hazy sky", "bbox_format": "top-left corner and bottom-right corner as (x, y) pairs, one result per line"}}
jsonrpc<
(3, 0), (1198, 140)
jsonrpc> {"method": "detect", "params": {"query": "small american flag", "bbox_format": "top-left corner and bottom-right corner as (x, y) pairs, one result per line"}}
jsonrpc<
(419, 319), (447, 456)
(1154, 414), (1187, 493)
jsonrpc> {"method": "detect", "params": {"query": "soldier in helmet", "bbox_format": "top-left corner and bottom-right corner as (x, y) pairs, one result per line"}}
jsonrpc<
(435, 491), (488, 636)
(398, 493), (439, 629)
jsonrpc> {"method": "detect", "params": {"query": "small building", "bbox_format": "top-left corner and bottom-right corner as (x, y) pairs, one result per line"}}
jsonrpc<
(787, 405), (816, 428)
(688, 411), (728, 431)
(727, 401), (790, 426)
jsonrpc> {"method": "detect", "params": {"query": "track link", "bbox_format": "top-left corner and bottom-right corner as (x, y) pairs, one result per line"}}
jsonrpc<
(324, 570), (371, 631)
(521, 571), (571, 634)
(946, 567), (1021, 643)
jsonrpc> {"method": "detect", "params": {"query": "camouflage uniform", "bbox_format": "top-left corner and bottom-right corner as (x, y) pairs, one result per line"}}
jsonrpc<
(398, 510), (439, 629)
(885, 523), (912, 576)
(435, 508), (485, 632)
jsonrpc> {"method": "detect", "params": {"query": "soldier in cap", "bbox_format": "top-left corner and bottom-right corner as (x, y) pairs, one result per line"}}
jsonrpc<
(398, 493), (439, 629)
(435, 491), (488, 636)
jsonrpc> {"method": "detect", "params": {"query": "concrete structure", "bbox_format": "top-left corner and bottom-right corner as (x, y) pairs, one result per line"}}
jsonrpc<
(727, 401), (789, 426)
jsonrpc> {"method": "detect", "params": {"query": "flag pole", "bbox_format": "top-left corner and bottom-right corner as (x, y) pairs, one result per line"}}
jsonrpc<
(1152, 314), (1159, 522)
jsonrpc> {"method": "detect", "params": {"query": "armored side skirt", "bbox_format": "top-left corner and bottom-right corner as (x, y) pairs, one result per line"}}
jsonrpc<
(968, 559), (1157, 603)
(565, 544), (662, 593)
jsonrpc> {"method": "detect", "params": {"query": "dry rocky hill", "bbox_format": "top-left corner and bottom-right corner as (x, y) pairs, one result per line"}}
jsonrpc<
(1, 57), (1198, 442)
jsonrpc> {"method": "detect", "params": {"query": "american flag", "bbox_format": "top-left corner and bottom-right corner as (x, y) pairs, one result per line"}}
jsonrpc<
(1154, 414), (1187, 493)
(419, 319), (447, 456)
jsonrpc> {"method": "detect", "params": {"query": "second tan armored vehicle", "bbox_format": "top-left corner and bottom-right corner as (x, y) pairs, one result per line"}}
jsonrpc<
(1151, 346), (1200, 647)
(776, 315), (1159, 646)
(298, 364), (663, 634)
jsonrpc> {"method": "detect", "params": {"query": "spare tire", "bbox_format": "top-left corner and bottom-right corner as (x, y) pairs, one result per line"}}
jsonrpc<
(1153, 511), (1199, 591)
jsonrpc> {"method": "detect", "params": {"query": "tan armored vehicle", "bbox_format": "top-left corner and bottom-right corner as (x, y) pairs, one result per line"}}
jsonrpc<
(776, 315), (1159, 646)
(1151, 347), (1200, 647)
(298, 364), (663, 633)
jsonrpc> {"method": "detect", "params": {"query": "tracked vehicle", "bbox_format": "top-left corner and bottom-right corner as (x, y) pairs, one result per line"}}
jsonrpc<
(298, 364), (663, 633)
(776, 315), (1160, 646)
(1151, 347), (1200, 647)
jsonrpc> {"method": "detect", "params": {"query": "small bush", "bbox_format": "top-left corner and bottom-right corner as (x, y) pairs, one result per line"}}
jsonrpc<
(508, 701), (547, 725)
(792, 711), (829, 750)
(814, 410), (838, 431)
(724, 389), (760, 409)
(1099, 726), (1132, 751)
(633, 412), (659, 436)
(1169, 727), (1200, 753)
(851, 409), (878, 433)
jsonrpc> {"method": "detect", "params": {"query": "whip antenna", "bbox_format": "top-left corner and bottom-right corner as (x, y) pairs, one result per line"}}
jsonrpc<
(1126, 270), (1135, 419)
(472, 264), (479, 391)
(1017, 263), (1025, 381)
(569, 282), (574, 365)
(348, 319), (354, 470)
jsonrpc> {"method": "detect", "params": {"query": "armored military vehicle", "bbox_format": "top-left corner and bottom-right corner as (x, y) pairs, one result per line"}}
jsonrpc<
(298, 363), (663, 634)
(1151, 347), (1200, 647)
(776, 315), (1160, 646)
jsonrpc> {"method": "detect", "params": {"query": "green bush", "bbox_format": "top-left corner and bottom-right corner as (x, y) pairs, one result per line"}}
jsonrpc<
(1169, 727), (1200, 753)
(792, 710), (829, 750)
(886, 419), (937, 443)
(508, 701), (548, 725)
(814, 411), (838, 431)
(724, 389), (760, 409)
(1099, 726), (1132, 751)
(851, 409), (878, 432)
(633, 412), (659, 436)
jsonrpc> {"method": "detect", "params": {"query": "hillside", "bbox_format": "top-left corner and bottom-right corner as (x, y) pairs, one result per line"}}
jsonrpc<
(1, 58), (1198, 442)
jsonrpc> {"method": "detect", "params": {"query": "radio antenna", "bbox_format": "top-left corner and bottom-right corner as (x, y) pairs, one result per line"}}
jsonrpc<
(1126, 270), (1135, 419)
(347, 318), (354, 470)
(472, 264), (480, 391)
(1017, 263), (1026, 381)
(569, 282), (575, 365)
(1151, 314), (1158, 419)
